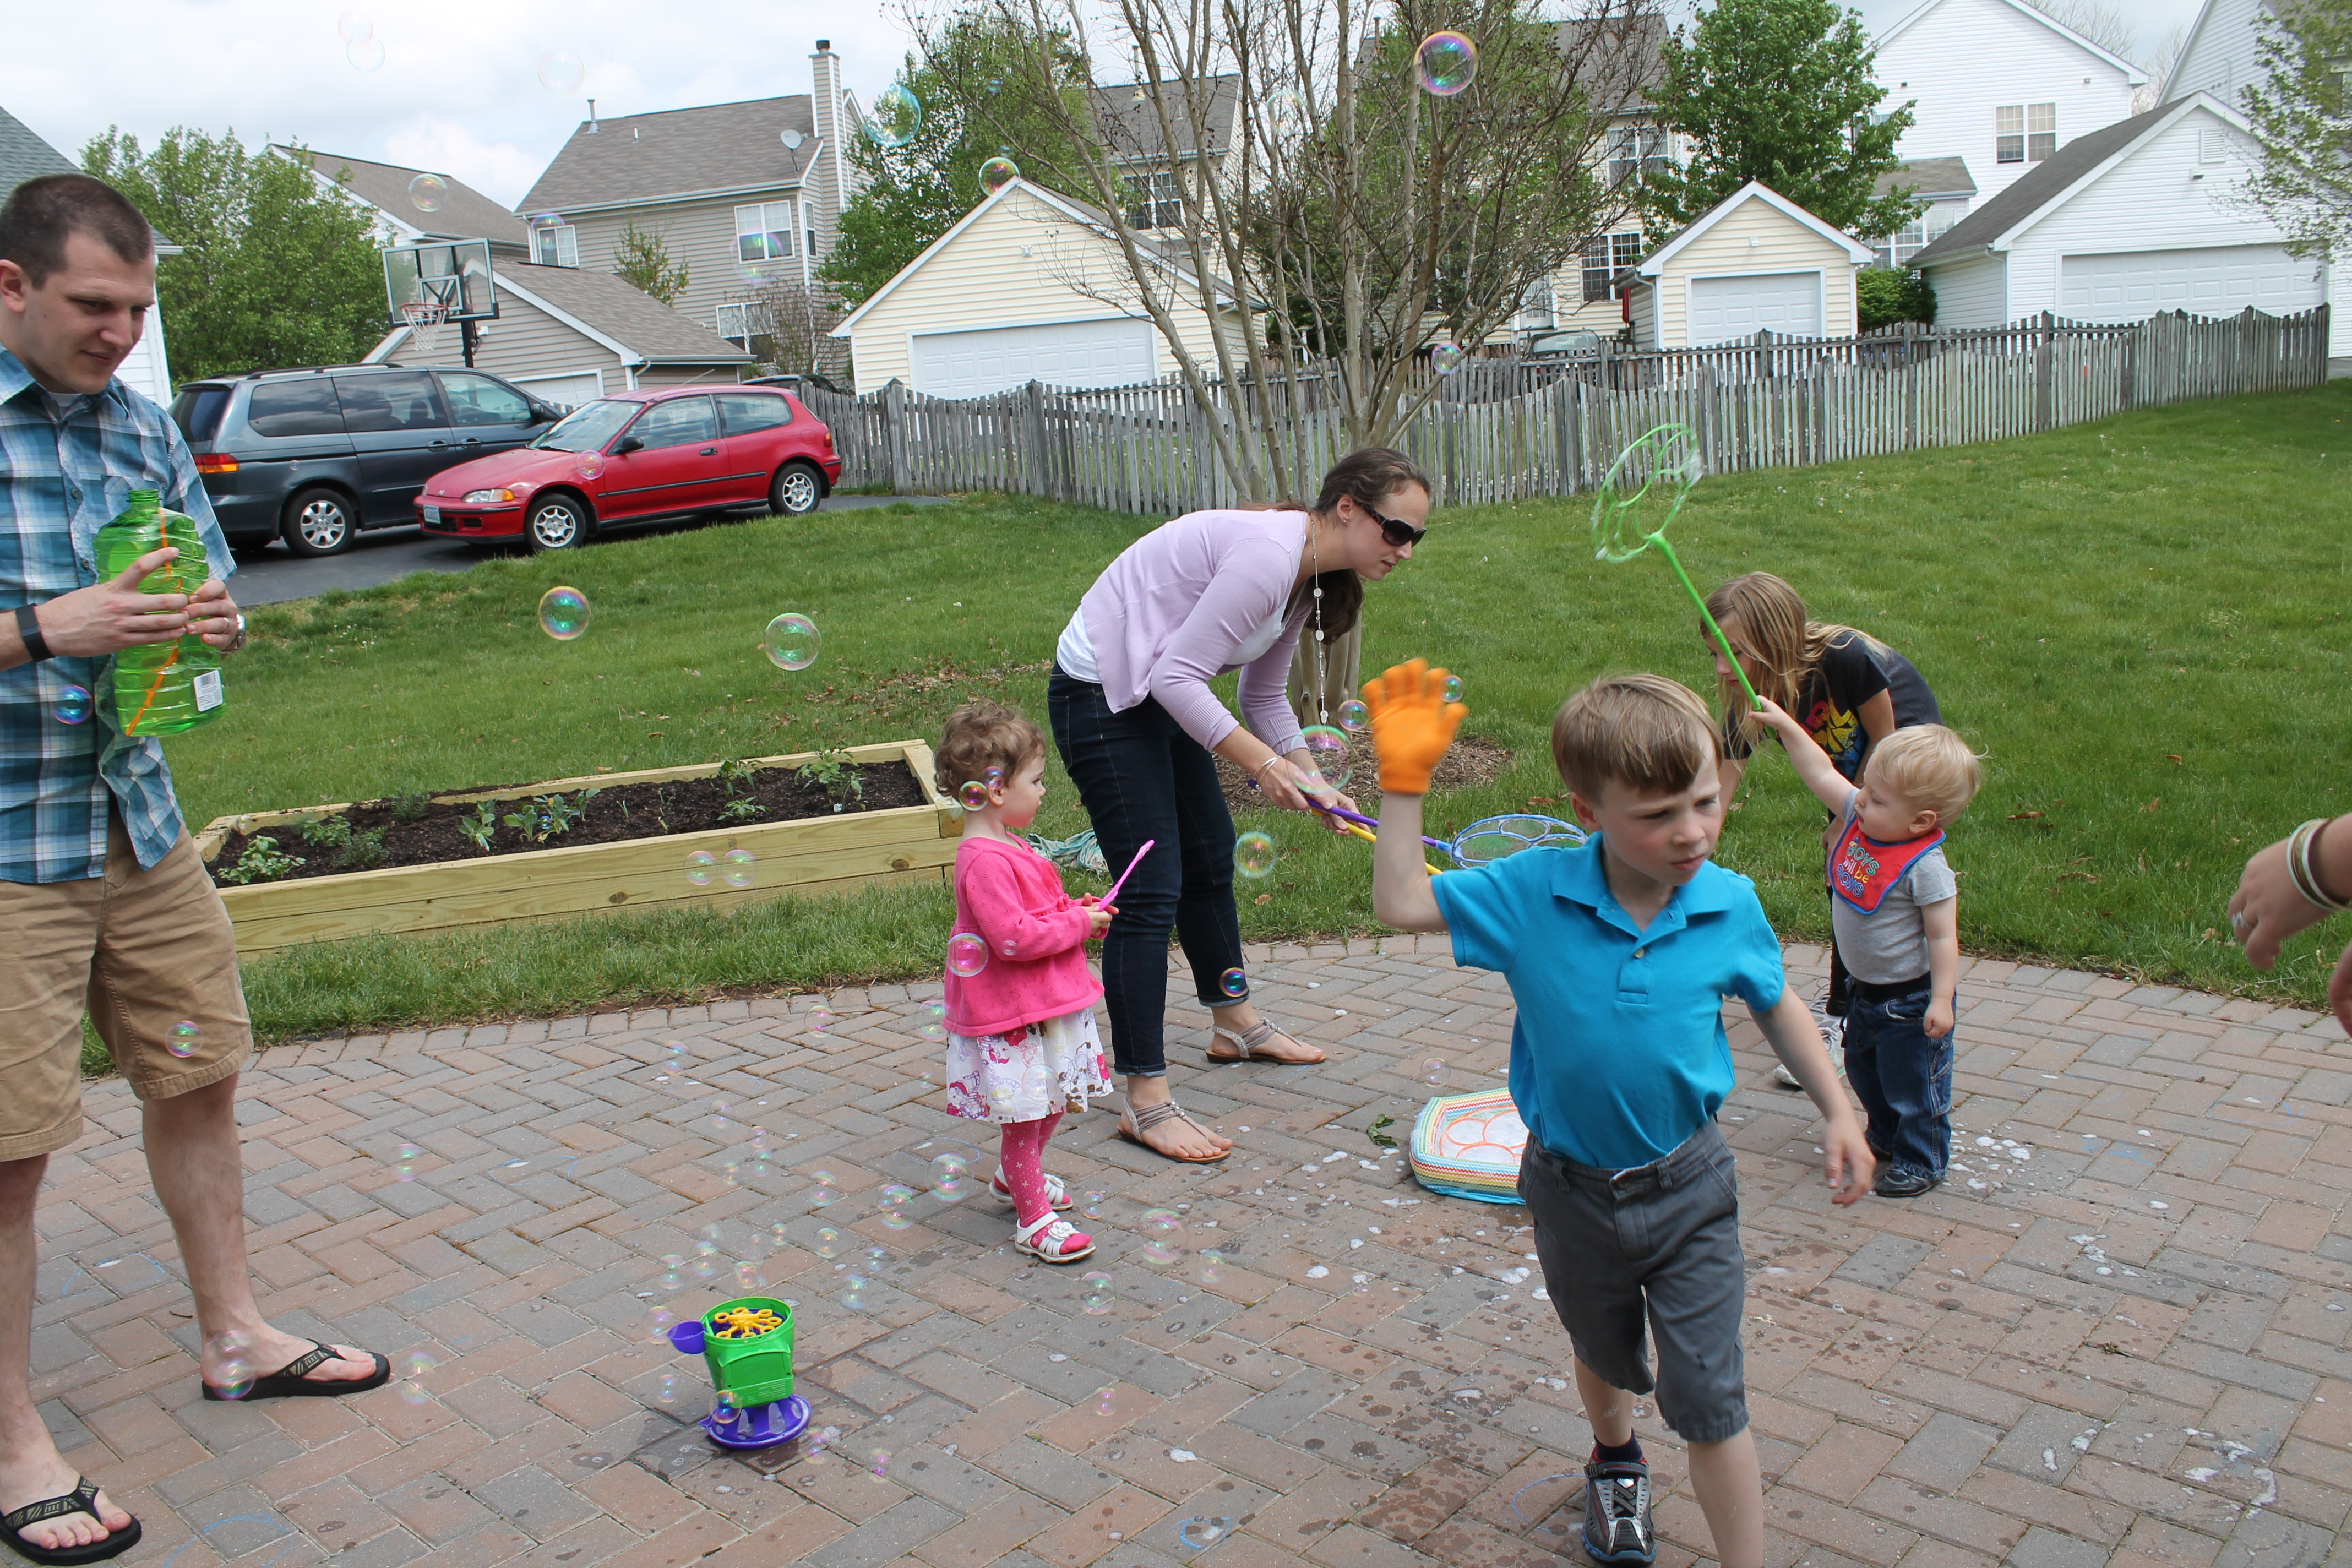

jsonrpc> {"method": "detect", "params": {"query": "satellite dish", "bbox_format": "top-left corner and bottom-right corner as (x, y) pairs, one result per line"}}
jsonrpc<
(780, 130), (804, 150)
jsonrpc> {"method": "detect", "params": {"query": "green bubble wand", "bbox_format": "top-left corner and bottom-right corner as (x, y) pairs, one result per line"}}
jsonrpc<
(1591, 422), (1761, 711)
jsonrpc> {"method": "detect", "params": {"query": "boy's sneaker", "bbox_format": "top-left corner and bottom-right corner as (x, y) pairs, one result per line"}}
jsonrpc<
(1875, 1168), (1941, 1199)
(1582, 1458), (1656, 1565)
(1774, 994), (1847, 1089)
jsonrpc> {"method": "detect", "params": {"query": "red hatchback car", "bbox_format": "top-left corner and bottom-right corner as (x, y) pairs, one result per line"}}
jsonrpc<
(415, 385), (842, 552)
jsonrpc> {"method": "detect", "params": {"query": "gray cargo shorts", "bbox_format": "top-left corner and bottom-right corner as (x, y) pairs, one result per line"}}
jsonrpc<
(1517, 1119), (1750, 1444)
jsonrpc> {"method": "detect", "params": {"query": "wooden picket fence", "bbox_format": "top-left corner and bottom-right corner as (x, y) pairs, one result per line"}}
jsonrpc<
(803, 305), (2329, 513)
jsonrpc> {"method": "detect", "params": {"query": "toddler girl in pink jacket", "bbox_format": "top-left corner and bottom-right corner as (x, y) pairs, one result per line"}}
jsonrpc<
(937, 700), (1114, 1262)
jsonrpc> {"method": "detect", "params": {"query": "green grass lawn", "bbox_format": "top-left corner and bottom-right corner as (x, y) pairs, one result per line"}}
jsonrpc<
(165, 381), (2352, 1045)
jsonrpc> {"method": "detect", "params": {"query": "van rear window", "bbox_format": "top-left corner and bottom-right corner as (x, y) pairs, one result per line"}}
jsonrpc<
(247, 379), (346, 438)
(170, 385), (231, 443)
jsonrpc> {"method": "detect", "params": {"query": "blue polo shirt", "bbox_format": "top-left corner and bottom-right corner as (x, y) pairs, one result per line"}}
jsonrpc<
(1431, 836), (1785, 1169)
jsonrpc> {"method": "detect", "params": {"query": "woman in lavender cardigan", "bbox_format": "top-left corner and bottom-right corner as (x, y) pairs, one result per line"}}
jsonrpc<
(1049, 448), (1433, 1162)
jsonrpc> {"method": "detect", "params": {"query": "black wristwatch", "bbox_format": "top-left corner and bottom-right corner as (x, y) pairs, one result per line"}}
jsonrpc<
(13, 605), (50, 662)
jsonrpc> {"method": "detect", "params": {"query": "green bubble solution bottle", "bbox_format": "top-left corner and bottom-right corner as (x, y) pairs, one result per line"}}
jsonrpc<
(92, 489), (225, 736)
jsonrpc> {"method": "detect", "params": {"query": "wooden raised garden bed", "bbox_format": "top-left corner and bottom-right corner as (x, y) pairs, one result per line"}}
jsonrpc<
(193, 741), (956, 955)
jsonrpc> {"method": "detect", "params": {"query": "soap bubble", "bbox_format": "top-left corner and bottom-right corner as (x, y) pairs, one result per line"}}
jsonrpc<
(1081, 1273), (1115, 1314)
(398, 1350), (436, 1406)
(166, 1021), (201, 1059)
(878, 1184), (917, 1229)
(1234, 831), (1276, 879)
(392, 1142), (421, 1180)
(986, 77), (1004, 95)
(663, 1039), (689, 1071)
(761, 613), (819, 671)
(867, 85), (924, 148)
(814, 1227), (840, 1259)
(1093, 1383), (1118, 1414)
(1440, 673), (1464, 704)
(1178, 1516), (1235, 1549)
(1081, 1191), (1109, 1219)
(52, 686), (91, 725)
(868, 1447), (892, 1482)
(808, 1170), (840, 1207)
(946, 932), (989, 977)
(537, 585), (589, 640)
(1219, 967), (1247, 999)
(733, 1261), (766, 1291)
(1301, 725), (1352, 788)
(346, 37), (384, 71)
(575, 451), (605, 481)
(711, 1099), (732, 1132)
(807, 1005), (835, 1034)
(538, 50), (584, 94)
(1138, 1208), (1185, 1265)
(207, 1331), (253, 1400)
(1336, 698), (1369, 733)
(1415, 31), (1478, 95)
(646, 1306), (677, 1343)
(1424, 1057), (1447, 1086)
(407, 174), (448, 213)
(865, 1244), (888, 1266)
(842, 1273), (869, 1309)
(983, 766), (1004, 787)
(655, 1373), (679, 1405)
(918, 999), (949, 1043)
(692, 1241), (721, 1278)
(684, 851), (717, 886)
(959, 780), (992, 810)
(979, 156), (1020, 194)
(1198, 1248), (1227, 1284)
(658, 1254), (686, 1291)
(337, 10), (372, 42)
(1429, 341), (1466, 375)
(930, 1152), (971, 1201)
(722, 848), (756, 888)
(715, 1390), (742, 1420)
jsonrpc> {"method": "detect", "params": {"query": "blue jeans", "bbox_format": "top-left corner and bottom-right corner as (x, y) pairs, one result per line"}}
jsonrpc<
(1842, 978), (1952, 1181)
(1048, 668), (1245, 1079)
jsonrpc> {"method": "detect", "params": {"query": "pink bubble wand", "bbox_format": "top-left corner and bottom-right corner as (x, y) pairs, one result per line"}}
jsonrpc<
(1099, 839), (1154, 906)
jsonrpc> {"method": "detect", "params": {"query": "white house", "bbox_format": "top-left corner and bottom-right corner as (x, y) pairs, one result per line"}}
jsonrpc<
(2168, 0), (2270, 104)
(1871, 0), (2146, 209)
(1622, 182), (1877, 347)
(829, 178), (1238, 397)
(1908, 93), (2333, 333)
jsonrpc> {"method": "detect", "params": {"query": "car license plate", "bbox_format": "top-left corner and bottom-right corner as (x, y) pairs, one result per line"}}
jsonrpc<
(423, 505), (441, 526)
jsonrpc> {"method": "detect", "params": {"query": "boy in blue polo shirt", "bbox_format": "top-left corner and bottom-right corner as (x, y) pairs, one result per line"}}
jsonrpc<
(1363, 662), (1872, 1568)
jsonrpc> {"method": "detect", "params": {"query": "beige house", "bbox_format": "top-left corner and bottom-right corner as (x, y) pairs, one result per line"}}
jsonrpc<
(830, 178), (1238, 397)
(513, 41), (865, 351)
(1621, 181), (1876, 348)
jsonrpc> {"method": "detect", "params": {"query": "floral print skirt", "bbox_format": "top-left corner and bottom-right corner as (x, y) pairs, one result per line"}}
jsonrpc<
(943, 1006), (1113, 1124)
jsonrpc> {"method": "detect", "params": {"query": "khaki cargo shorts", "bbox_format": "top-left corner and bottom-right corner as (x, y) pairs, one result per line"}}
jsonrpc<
(0, 814), (253, 1160)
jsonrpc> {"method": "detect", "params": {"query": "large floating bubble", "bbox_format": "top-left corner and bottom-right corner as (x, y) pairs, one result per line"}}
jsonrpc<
(1300, 725), (1352, 788)
(407, 174), (448, 213)
(947, 932), (988, 978)
(762, 613), (819, 671)
(1429, 341), (1466, 376)
(1336, 698), (1369, 733)
(1234, 831), (1276, 879)
(1415, 31), (1478, 95)
(538, 51), (584, 94)
(537, 585), (589, 640)
(978, 157), (1020, 194)
(866, 85), (924, 148)
(52, 686), (92, 725)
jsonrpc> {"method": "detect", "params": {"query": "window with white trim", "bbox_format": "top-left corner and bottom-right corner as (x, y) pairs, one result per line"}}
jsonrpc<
(532, 222), (579, 268)
(1606, 125), (1671, 187)
(1581, 232), (1644, 303)
(715, 300), (777, 345)
(802, 199), (819, 259)
(1995, 103), (2057, 164)
(1124, 171), (1183, 228)
(1869, 199), (1967, 269)
(735, 201), (797, 264)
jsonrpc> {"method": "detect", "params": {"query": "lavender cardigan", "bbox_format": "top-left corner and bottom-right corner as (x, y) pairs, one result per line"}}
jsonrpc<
(1068, 508), (1312, 758)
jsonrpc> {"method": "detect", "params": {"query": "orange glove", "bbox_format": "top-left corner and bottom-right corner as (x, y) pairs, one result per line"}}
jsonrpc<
(1362, 659), (1467, 794)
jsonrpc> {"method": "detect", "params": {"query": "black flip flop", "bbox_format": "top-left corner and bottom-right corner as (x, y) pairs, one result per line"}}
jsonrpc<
(201, 1341), (390, 1402)
(0, 1477), (140, 1565)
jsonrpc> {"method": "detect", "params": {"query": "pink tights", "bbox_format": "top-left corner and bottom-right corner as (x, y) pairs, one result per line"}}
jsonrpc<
(998, 1112), (1068, 1229)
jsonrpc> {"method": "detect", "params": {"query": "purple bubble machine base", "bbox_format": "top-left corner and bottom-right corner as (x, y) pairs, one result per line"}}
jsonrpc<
(700, 1394), (812, 1449)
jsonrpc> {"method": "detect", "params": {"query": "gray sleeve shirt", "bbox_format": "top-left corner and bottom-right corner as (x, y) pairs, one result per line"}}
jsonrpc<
(1828, 789), (1957, 987)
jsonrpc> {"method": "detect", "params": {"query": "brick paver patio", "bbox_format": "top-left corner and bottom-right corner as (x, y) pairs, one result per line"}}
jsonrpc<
(31, 939), (2351, 1568)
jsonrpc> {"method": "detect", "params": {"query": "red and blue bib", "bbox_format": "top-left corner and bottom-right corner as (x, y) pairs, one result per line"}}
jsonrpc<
(1830, 816), (1945, 913)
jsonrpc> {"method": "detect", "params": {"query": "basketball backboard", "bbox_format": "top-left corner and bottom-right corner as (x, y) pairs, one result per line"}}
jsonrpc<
(382, 237), (499, 325)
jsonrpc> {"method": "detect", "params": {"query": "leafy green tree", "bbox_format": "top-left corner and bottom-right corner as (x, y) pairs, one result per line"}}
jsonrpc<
(1856, 266), (1935, 329)
(819, 13), (1091, 306)
(80, 128), (388, 383)
(1642, 0), (1919, 240)
(2236, 0), (2352, 260)
(612, 216), (690, 306)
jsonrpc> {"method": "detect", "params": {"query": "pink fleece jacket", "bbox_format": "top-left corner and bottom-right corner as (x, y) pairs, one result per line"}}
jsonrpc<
(943, 837), (1105, 1037)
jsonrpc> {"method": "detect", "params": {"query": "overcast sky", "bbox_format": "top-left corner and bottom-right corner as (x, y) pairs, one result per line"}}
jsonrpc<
(4, 0), (2212, 213)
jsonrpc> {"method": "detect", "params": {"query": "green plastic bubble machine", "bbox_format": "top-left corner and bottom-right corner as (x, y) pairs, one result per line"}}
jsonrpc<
(667, 1295), (811, 1447)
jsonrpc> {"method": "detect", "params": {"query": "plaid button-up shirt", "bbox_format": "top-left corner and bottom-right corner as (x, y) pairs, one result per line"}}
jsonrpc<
(0, 345), (234, 883)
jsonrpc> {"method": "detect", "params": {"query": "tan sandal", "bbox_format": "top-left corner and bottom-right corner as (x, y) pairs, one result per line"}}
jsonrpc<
(1115, 1098), (1232, 1163)
(1206, 1020), (1326, 1066)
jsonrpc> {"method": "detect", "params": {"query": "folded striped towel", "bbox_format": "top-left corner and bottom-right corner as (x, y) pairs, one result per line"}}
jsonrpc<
(1408, 1088), (1528, 1205)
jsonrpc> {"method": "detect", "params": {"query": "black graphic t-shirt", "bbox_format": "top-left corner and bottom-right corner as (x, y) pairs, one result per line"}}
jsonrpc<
(1725, 633), (1941, 781)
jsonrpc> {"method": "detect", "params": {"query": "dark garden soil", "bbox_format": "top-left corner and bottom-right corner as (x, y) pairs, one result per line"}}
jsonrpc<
(206, 759), (926, 888)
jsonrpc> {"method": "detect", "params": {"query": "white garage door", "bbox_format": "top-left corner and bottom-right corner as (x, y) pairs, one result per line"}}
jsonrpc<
(1686, 271), (1823, 345)
(911, 318), (1157, 398)
(510, 372), (605, 412)
(2060, 245), (2322, 322)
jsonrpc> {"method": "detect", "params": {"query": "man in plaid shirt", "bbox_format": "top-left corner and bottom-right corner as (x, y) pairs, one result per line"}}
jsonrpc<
(0, 175), (385, 1563)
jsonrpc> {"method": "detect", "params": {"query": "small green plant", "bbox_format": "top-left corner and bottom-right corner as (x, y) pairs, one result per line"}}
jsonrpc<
(458, 801), (499, 852)
(721, 797), (765, 822)
(339, 827), (390, 871)
(390, 793), (433, 823)
(503, 790), (600, 844)
(299, 814), (352, 849)
(220, 835), (304, 885)
(716, 756), (758, 796)
(796, 749), (863, 809)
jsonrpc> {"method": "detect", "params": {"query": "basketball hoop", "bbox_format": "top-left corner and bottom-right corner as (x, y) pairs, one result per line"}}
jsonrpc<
(399, 299), (451, 362)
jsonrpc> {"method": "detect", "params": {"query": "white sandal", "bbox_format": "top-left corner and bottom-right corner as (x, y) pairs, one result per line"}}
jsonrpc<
(992, 1170), (1072, 1211)
(1014, 1213), (1095, 1263)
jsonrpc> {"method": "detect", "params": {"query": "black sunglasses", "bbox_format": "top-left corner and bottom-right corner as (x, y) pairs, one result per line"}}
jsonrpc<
(1363, 505), (1427, 549)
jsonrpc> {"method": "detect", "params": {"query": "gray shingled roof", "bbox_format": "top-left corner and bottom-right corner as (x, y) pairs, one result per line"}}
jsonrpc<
(1875, 155), (1975, 200)
(1912, 100), (2169, 267)
(1090, 77), (1239, 160)
(276, 145), (530, 251)
(518, 97), (818, 214)
(0, 103), (177, 251)
(496, 262), (750, 363)
(1555, 10), (1670, 100)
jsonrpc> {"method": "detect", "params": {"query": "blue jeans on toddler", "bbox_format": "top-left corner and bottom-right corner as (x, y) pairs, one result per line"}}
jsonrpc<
(1841, 976), (1952, 1182)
